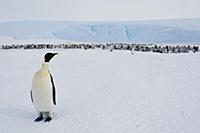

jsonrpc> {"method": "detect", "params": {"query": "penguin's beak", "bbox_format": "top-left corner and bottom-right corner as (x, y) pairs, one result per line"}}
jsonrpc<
(53, 53), (58, 56)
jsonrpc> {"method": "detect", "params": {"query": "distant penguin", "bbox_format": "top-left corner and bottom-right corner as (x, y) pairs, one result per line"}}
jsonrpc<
(31, 52), (58, 122)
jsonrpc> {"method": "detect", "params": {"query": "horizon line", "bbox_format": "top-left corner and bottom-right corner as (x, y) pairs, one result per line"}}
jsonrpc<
(1, 17), (200, 23)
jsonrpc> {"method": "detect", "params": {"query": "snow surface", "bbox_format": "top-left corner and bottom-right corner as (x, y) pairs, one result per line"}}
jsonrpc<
(0, 38), (81, 45)
(0, 50), (200, 133)
(0, 36), (14, 44)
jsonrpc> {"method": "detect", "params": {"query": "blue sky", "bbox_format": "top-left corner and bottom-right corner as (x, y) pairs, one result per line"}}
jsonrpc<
(0, 0), (199, 22)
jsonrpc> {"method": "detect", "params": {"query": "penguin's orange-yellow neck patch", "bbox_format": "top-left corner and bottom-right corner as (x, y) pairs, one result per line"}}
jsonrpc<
(41, 62), (49, 72)
(34, 63), (49, 78)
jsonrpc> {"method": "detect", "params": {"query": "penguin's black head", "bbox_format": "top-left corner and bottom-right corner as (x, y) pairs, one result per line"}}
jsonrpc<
(44, 52), (58, 62)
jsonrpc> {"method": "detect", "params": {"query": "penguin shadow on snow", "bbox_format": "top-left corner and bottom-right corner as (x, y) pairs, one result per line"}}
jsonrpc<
(0, 107), (33, 120)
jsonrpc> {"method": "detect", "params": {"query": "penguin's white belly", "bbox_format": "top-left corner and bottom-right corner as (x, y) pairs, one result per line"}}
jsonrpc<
(32, 72), (54, 112)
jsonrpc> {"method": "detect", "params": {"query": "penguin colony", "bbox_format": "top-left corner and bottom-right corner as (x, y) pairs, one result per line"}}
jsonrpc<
(31, 52), (57, 122)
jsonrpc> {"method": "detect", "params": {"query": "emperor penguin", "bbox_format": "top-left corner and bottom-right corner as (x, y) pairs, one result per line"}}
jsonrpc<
(31, 52), (58, 122)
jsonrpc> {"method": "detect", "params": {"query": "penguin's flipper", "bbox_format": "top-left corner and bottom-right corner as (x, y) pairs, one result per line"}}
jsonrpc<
(30, 90), (33, 103)
(50, 73), (56, 105)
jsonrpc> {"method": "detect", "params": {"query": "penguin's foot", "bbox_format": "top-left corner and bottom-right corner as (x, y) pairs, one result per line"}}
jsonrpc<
(34, 115), (43, 122)
(44, 117), (52, 122)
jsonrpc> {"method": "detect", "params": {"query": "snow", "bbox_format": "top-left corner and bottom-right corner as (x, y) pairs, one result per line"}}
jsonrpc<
(0, 38), (82, 45)
(0, 49), (200, 132)
(0, 36), (15, 44)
